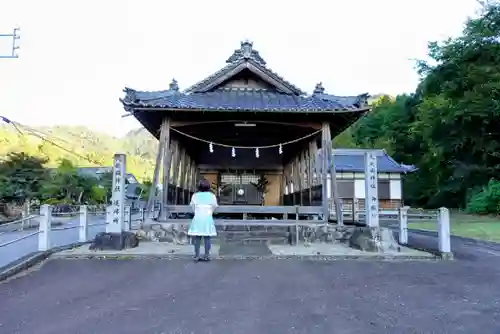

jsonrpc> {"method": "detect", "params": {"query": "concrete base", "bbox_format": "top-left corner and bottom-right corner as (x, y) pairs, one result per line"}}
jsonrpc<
(269, 243), (433, 259)
(53, 241), (436, 260)
(55, 242), (219, 257)
(349, 226), (400, 252)
(440, 252), (454, 260)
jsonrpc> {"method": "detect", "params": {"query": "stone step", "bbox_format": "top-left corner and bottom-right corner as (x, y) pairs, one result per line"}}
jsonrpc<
(216, 230), (291, 245)
(218, 226), (291, 232)
(219, 230), (290, 236)
(220, 237), (290, 245)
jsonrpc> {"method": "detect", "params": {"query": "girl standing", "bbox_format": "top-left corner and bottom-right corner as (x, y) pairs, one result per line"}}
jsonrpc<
(188, 179), (218, 261)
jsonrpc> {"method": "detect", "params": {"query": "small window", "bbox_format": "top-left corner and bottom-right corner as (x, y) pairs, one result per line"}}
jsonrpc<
(378, 181), (391, 199)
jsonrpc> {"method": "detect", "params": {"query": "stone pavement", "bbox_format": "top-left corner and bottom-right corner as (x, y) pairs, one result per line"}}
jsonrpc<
(54, 241), (435, 260)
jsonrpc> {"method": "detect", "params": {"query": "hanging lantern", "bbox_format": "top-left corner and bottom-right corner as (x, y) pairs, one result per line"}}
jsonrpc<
(255, 147), (259, 158)
(209, 142), (214, 153)
(279, 144), (283, 155)
(231, 147), (236, 157)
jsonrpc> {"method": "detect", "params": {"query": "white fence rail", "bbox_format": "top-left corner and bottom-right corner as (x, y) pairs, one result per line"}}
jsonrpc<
(0, 215), (40, 231)
(332, 205), (450, 254)
(1, 204), (451, 257)
(397, 206), (451, 254)
(0, 204), (124, 254)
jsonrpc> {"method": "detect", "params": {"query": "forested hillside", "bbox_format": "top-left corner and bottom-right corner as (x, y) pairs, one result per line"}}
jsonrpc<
(0, 123), (158, 182)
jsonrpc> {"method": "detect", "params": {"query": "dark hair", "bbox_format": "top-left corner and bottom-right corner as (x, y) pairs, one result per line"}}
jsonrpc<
(198, 179), (211, 192)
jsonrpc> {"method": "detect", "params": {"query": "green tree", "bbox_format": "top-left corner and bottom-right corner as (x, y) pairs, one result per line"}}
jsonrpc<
(412, 1), (500, 207)
(0, 152), (49, 204)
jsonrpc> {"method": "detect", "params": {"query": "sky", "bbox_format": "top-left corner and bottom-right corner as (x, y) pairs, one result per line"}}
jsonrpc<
(0, 0), (480, 137)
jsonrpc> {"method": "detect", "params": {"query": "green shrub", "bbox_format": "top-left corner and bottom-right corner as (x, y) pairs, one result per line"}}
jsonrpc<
(466, 179), (500, 215)
(42, 198), (75, 205)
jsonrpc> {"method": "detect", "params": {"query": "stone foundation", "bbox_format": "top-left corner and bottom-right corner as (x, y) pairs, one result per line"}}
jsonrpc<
(136, 223), (190, 244)
(135, 223), (401, 253)
(299, 225), (354, 244)
(348, 226), (400, 252)
(137, 223), (353, 245)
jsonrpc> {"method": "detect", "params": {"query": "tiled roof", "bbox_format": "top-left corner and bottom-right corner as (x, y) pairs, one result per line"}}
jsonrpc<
(121, 87), (369, 112)
(329, 149), (416, 173)
(76, 167), (138, 183)
(184, 41), (305, 95)
(75, 167), (139, 198)
(120, 41), (370, 113)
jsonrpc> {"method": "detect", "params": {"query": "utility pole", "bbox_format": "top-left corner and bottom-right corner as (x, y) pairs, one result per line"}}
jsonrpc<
(0, 27), (20, 59)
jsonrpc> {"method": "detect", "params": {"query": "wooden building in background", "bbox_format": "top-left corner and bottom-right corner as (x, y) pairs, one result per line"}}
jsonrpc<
(317, 149), (416, 210)
(120, 41), (371, 222)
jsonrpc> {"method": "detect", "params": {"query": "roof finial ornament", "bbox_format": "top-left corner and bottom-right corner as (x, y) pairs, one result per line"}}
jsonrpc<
(313, 82), (325, 95)
(241, 40), (253, 58)
(225, 40), (266, 66)
(169, 78), (179, 91)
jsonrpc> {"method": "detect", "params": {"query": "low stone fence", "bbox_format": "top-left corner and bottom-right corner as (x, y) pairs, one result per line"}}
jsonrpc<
(138, 206), (452, 257)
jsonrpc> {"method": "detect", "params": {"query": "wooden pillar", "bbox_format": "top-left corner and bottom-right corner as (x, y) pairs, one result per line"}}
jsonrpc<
(321, 123), (330, 221)
(279, 168), (285, 205)
(292, 158), (299, 205)
(283, 163), (292, 205)
(314, 142), (321, 188)
(161, 118), (172, 220)
(189, 161), (197, 193)
(308, 140), (317, 205)
(288, 163), (293, 198)
(301, 150), (308, 205)
(179, 149), (188, 204)
(185, 156), (192, 195)
(322, 122), (342, 225)
(146, 118), (169, 218)
(297, 151), (304, 205)
(171, 141), (181, 205)
(330, 150), (343, 226)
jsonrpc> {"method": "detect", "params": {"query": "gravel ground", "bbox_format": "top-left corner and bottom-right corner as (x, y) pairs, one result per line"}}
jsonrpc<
(1, 233), (500, 334)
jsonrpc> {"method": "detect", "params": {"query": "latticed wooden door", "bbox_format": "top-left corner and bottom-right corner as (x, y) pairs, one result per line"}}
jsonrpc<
(219, 173), (260, 205)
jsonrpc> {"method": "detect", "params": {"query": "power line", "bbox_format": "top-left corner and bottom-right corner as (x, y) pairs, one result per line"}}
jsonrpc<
(0, 27), (20, 59)
(1, 116), (105, 166)
(0, 116), (23, 135)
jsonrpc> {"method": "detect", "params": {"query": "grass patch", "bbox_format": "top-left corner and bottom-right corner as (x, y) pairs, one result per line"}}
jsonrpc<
(409, 212), (500, 242)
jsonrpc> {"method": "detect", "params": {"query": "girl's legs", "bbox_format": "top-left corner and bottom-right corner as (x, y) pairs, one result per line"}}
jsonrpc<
(193, 236), (202, 258)
(203, 236), (212, 258)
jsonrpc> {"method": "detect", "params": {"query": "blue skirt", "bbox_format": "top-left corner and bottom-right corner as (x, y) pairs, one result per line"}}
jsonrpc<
(188, 216), (217, 236)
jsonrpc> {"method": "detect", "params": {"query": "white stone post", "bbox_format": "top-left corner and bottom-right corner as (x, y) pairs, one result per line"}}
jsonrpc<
(398, 206), (409, 244)
(364, 152), (379, 227)
(21, 201), (29, 230)
(123, 205), (131, 231)
(105, 205), (113, 226)
(107, 153), (126, 233)
(38, 204), (51, 251)
(79, 205), (88, 242)
(353, 198), (360, 222)
(338, 198), (344, 225)
(438, 207), (451, 253)
(20, 210), (26, 230)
